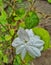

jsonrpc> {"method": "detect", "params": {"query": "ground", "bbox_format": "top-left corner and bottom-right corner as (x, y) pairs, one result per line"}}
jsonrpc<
(31, 49), (51, 65)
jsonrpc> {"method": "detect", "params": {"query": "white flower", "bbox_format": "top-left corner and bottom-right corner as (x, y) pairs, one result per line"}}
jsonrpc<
(12, 28), (44, 60)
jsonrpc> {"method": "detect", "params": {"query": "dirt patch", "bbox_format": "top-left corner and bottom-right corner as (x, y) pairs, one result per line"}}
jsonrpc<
(34, 0), (51, 15)
(31, 49), (51, 65)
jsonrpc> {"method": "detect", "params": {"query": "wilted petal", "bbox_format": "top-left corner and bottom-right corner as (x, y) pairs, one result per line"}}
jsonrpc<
(21, 48), (26, 60)
(16, 45), (25, 54)
(26, 29), (34, 37)
(12, 38), (23, 47)
(17, 28), (29, 41)
(26, 46), (41, 57)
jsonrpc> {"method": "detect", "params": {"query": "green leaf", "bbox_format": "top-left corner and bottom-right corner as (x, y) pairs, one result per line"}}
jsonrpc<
(1, 26), (6, 32)
(28, 0), (32, 2)
(10, 29), (15, 36)
(0, 44), (3, 47)
(5, 35), (12, 41)
(11, 22), (17, 26)
(0, 0), (3, 8)
(17, 0), (23, 3)
(0, 36), (5, 42)
(0, 50), (3, 61)
(0, 10), (7, 25)
(14, 8), (25, 21)
(19, 54), (33, 63)
(3, 55), (8, 63)
(0, 50), (3, 56)
(32, 27), (50, 50)
(19, 22), (26, 28)
(48, 0), (51, 3)
(25, 53), (33, 63)
(13, 55), (31, 65)
(24, 11), (39, 29)
(0, 37), (3, 42)
(13, 55), (21, 65)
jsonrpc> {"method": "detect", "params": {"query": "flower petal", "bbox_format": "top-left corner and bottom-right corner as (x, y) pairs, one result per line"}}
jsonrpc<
(34, 40), (44, 47)
(16, 45), (25, 54)
(27, 39), (44, 48)
(26, 46), (41, 58)
(17, 28), (29, 41)
(21, 48), (26, 60)
(38, 46), (44, 51)
(26, 29), (34, 37)
(12, 38), (23, 48)
(34, 36), (40, 39)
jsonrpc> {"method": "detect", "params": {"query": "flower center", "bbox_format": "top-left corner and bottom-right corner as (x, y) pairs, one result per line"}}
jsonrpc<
(25, 40), (27, 43)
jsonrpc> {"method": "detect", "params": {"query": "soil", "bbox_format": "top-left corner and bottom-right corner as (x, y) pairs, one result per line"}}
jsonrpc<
(31, 49), (51, 65)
